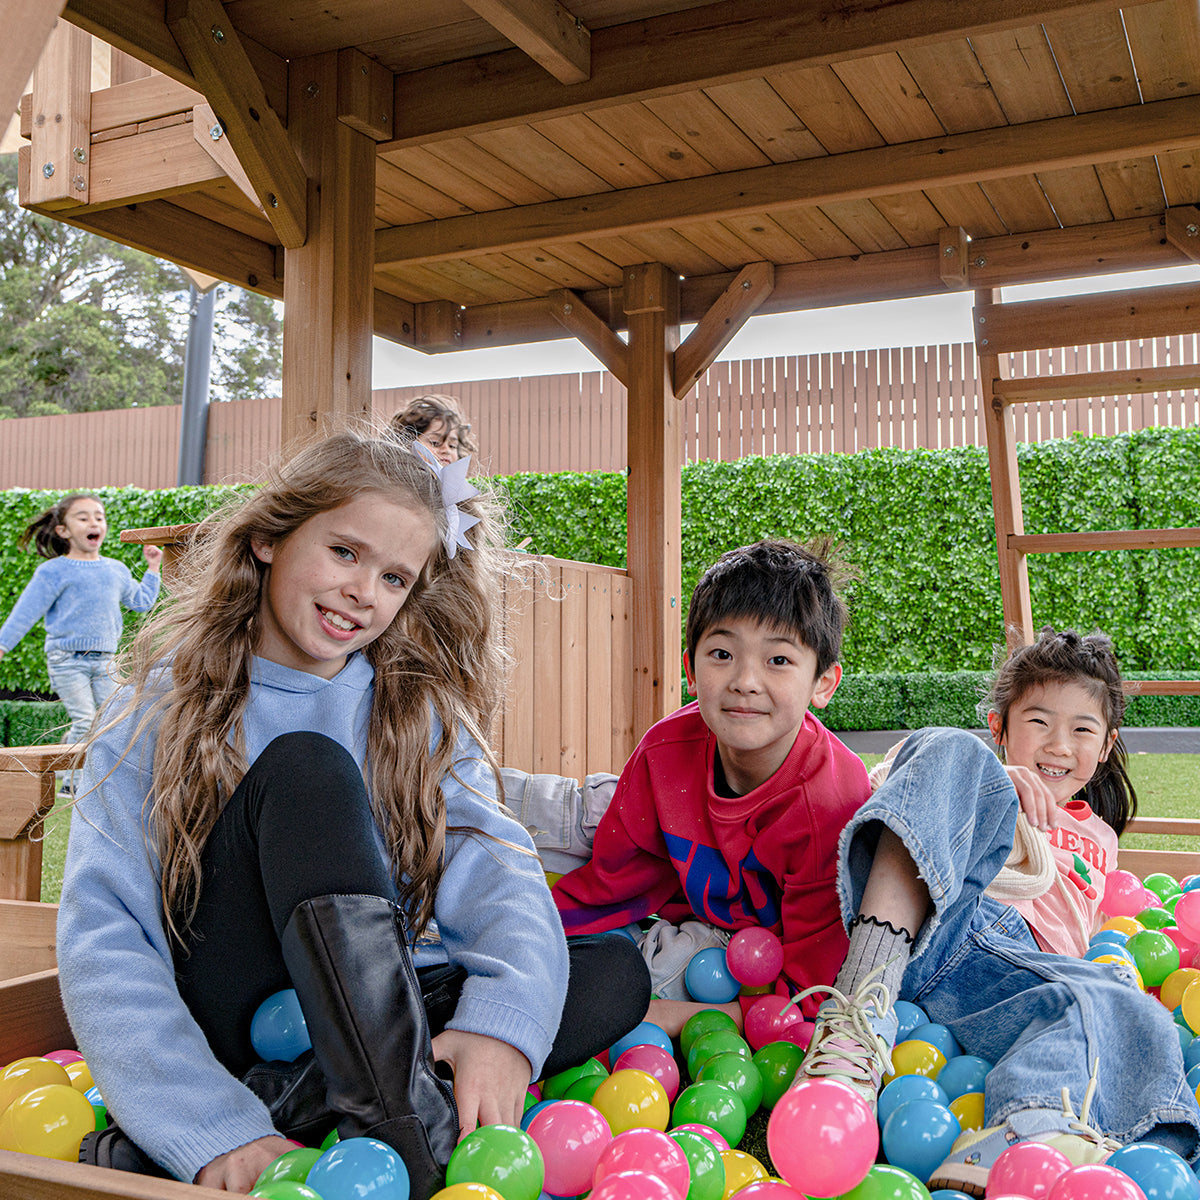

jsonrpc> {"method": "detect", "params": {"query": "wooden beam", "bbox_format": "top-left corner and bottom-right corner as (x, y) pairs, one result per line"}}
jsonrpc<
(624, 263), (681, 739)
(23, 73), (205, 140)
(0, 0), (63, 142)
(281, 52), (376, 449)
(414, 300), (464, 352)
(375, 94), (1200, 266)
(995, 365), (1200, 403)
(166, 0), (307, 248)
(1126, 682), (1200, 696)
(27, 20), (91, 210)
(548, 289), (629, 383)
(385, 0), (1155, 147)
(1010, 528), (1200, 552)
(336, 48), (394, 142)
(939, 226), (970, 290)
(976, 283), (1200, 355)
(109, 45), (151, 86)
(192, 102), (266, 214)
(1165, 205), (1200, 263)
(672, 262), (774, 398)
(461, 0), (590, 85)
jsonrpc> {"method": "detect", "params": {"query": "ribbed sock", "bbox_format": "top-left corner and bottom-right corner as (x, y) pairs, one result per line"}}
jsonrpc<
(834, 914), (915, 1001)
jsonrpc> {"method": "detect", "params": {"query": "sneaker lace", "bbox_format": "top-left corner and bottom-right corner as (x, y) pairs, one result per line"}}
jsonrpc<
(1060, 1063), (1122, 1154)
(787, 963), (895, 1086)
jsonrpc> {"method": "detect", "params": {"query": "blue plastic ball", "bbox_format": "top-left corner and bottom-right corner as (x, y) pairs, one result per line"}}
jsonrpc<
(1186, 1063), (1200, 1093)
(1091, 929), (1131, 947)
(521, 1099), (557, 1131)
(1085, 942), (1134, 964)
(250, 989), (311, 1062)
(1187, 1038), (1200, 1074)
(907, 1023), (961, 1063)
(894, 1000), (929, 1044)
(881, 1098), (962, 1184)
(1108, 1142), (1199, 1200)
(306, 1136), (410, 1200)
(1177, 1024), (1194, 1055)
(934, 1055), (991, 1101)
(608, 1019), (674, 1063)
(931, 1191), (976, 1200)
(878, 1074), (949, 1128)
(684, 947), (741, 1005)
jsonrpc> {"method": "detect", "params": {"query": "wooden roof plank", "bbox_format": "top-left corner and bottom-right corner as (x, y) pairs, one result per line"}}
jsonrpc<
(968, 24), (1072, 122)
(766, 64), (883, 154)
(530, 111), (665, 187)
(899, 39), (1009, 134)
(924, 183), (1008, 237)
(467, 125), (614, 195)
(504, 243), (610, 289)
(1160, 149), (1200, 207)
(718, 212), (817, 264)
(378, 149), (506, 215)
(1124, 0), (1200, 102)
(830, 52), (945, 143)
(979, 175), (1059, 234)
(1036, 165), (1114, 227)
(425, 136), (561, 204)
(818, 199), (907, 252)
(586, 101), (718, 179)
(1040, 9), (1142, 113)
(870, 190), (950, 246)
(702, 78), (828, 163)
(460, 0), (591, 85)
(1093, 157), (1168, 221)
(642, 90), (774, 172)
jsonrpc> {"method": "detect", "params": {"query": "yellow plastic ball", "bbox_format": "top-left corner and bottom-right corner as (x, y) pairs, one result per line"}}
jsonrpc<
(1162, 968), (1200, 1012)
(432, 1185), (505, 1200)
(1091, 955), (1145, 991)
(590, 1068), (670, 1133)
(1181, 978), (1200, 1033)
(883, 1039), (947, 1084)
(1100, 917), (1144, 937)
(0, 1083), (96, 1159)
(720, 1147), (769, 1197)
(0, 1057), (71, 1114)
(63, 1060), (94, 1094)
(949, 1091), (985, 1133)
(543, 872), (563, 888)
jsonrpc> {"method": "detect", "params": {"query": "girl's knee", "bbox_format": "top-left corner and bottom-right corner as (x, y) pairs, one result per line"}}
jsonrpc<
(255, 732), (362, 785)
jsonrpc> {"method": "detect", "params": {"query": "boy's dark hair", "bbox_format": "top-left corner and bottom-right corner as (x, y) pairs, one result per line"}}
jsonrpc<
(990, 625), (1137, 835)
(685, 539), (847, 674)
(20, 493), (99, 559)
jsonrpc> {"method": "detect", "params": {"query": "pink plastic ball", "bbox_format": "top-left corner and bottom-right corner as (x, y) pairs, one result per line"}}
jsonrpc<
(526, 1100), (613, 1198)
(593, 1128), (691, 1199)
(778, 1021), (814, 1051)
(987, 1140), (1073, 1199)
(41, 1050), (85, 1066)
(1174, 891), (1200, 942)
(614, 1045), (681, 1103)
(1103, 871), (1153, 919)
(671, 1123), (730, 1153)
(744, 994), (807, 1051)
(766, 1078), (878, 1198)
(1165, 926), (1200, 960)
(1046, 1164), (1148, 1200)
(726, 928), (786, 988)
(734, 1183), (807, 1199)
(590, 1169), (680, 1200)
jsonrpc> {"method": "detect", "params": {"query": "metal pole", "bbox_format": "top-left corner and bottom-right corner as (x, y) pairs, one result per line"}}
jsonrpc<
(177, 284), (216, 485)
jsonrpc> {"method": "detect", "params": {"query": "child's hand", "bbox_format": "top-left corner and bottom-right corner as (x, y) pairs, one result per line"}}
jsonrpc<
(1005, 765), (1060, 833)
(194, 1134), (295, 1192)
(143, 545), (164, 572)
(430, 1029), (532, 1138)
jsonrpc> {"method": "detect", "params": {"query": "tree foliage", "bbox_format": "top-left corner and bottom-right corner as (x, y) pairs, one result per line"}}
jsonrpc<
(0, 153), (281, 418)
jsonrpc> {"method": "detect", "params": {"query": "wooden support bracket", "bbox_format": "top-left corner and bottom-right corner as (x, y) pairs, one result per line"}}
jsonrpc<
(27, 20), (91, 210)
(549, 289), (629, 384)
(460, 0), (590, 84)
(415, 300), (464, 352)
(672, 262), (774, 398)
(166, 0), (308, 247)
(336, 47), (394, 141)
(192, 102), (265, 213)
(938, 226), (970, 290)
(1165, 206), (1200, 263)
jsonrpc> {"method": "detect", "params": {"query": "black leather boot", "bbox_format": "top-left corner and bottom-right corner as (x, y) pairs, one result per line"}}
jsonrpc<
(281, 893), (459, 1200)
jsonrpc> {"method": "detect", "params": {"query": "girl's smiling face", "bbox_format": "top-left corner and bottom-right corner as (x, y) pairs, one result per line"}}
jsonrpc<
(56, 497), (107, 558)
(988, 679), (1117, 805)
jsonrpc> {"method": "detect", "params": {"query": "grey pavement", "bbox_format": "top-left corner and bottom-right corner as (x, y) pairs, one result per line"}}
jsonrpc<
(837, 727), (1200, 755)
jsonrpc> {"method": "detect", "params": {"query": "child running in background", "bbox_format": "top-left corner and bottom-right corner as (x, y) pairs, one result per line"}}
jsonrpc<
(56, 430), (648, 1199)
(390, 394), (476, 465)
(0, 494), (161, 791)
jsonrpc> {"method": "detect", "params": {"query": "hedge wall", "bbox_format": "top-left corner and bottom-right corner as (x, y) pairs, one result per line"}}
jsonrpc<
(2, 426), (1198, 706)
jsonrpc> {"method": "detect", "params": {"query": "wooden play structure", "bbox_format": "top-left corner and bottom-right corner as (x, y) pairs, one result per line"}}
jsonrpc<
(4, 1), (1200, 1192)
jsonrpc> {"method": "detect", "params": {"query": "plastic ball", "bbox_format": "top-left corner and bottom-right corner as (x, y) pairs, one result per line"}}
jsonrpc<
(988, 1139), (1073, 1199)
(0, 1056), (71, 1111)
(250, 1183), (323, 1200)
(593, 1127), (691, 1198)
(307, 1138), (410, 1200)
(564, 1073), (607, 1104)
(935, 1055), (991, 1102)
(1103, 872), (1152, 918)
(766, 1078), (878, 1198)
(1164, 928), (1199, 962)
(669, 1128), (726, 1200)
(726, 928), (785, 987)
(1161, 969), (1200, 1012)
(42, 1050), (84, 1066)
(880, 1099), (961, 1184)
(1123, 932), (1180, 989)
(878, 1075), (949, 1128)
(686, 1030), (752, 1080)
(672, 1122), (731, 1152)
(752, 1041), (806, 1109)
(907, 1024), (961, 1063)
(1101, 917), (1146, 938)
(610, 1022), (674, 1064)
(520, 1099), (555, 1130)
(251, 989), (312, 1063)
(445, 1125), (544, 1200)
(948, 1091), (984, 1133)
(733, 1183), (808, 1199)
(894, 1001), (930, 1044)
(0, 1082), (97, 1160)
(543, 1056), (608, 1101)
(432, 1186), (505, 1199)
(721, 1147), (770, 1193)
(681, 1010), (741, 1058)
(589, 1170), (679, 1199)
(526, 1099), (612, 1198)
(1106, 1143), (1197, 1200)
(255, 1147), (324, 1187)
(776, 1020), (815, 1051)
(1085, 943), (1134, 965)
(1091, 930), (1130, 949)
(63, 1059), (94, 1093)
(1144, 874), (1184, 905)
(744, 995), (807, 1052)
(83, 1084), (108, 1131)
(1047, 1164), (1150, 1200)
(615, 1044), (681, 1102)
(839, 1163), (935, 1200)
(696, 1052), (764, 1116)
(885, 1039), (948, 1083)
(686, 948), (742, 1005)
(1135, 909), (1176, 933)
(672, 1080), (748, 1148)
(591, 1069), (671, 1134)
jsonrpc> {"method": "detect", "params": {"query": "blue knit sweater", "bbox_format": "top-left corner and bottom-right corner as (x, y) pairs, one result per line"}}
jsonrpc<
(0, 555), (160, 653)
(57, 654), (569, 1182)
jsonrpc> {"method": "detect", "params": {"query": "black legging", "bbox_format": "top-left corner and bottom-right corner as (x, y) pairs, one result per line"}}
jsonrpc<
(174, 731), (650, 1080)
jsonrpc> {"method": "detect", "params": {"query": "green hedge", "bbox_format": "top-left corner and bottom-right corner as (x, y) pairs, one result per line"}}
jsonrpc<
(0, 699), (68, 746)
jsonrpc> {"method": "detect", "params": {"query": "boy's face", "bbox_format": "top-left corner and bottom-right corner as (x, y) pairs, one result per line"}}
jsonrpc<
(685, 615), (841, 794)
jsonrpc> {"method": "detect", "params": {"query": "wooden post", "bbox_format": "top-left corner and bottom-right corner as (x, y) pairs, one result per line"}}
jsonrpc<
(0, 0), (63, 148)
(27, 18), (90, 210)
(624, 262), (681, 740)
(975, 289), (1033, 650)
(281, 52), (375, 450)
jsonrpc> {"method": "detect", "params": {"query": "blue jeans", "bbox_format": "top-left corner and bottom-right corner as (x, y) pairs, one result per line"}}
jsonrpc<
(46, 649), (116, 788)
(838, 727), (1200, 1157)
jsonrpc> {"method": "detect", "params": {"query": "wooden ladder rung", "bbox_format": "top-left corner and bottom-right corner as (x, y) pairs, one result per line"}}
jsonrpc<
(995, 365), (1200, 405)
(1009, 528), (1200, 553)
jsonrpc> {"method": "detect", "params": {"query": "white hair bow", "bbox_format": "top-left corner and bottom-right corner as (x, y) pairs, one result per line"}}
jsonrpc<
(412, 441), (481, 558)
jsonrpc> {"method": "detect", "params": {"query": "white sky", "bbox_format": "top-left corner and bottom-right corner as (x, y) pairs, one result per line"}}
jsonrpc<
(370, 264), (1200, 390)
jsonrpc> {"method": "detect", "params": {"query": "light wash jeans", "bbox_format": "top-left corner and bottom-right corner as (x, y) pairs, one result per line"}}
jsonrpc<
(46, 648), (115, 790)
(838, 727), (1200, 1157)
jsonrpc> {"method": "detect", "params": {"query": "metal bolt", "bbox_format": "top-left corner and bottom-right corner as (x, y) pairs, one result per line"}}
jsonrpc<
(742, 279), (752, 289)
(980, 338), (989, 346)
(41, 162), (54, 178)
(72, 146), (86, 163)
(1188, 223), (1199, 237)
(210, 124), (223, 140)
(361, 65), (368, 75)
(305, 81), (320, 98)
(943, 244), (957, 257)
(268, 193), (278, 208)
(211, 25), (225, 42)
(73, 175), (86, 191)
(974, 255), (988, 267)
(563, 303), (573, 314)
(978, 315), (986, 324)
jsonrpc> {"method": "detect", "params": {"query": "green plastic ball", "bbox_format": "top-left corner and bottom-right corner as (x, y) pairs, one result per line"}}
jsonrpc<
(254, 1148), (323, 1188)
(834, 1163), (932, 1200)
(696, 1051), (764, 1116)
(1143, 873), (1183, 904)
(671, 1080), (748, 1147)
(541, 1056), (607, 1101)
(1125, 929), (1181, 988)
(752, 1040), (806, 1109)
(686, 1029), (752, 1080)
(680, 1009), (740, 1058)
(670, 1128), (727, 1200)
(1136, 906), (1176, 932)
(446, 1124), (545, 1200)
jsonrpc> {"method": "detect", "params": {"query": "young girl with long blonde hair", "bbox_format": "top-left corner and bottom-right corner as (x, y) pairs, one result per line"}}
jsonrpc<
(56, 429), (648, 1198)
